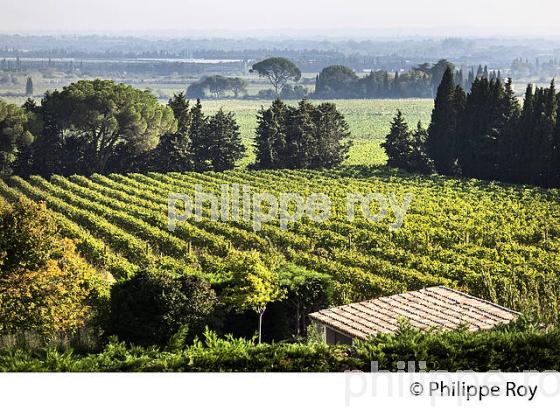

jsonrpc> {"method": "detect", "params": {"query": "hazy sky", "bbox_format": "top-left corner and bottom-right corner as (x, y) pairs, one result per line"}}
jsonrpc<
(1, 0), (559, 37)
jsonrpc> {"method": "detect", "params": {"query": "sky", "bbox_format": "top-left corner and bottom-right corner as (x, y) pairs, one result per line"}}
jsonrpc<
(1, 0), (560, 37)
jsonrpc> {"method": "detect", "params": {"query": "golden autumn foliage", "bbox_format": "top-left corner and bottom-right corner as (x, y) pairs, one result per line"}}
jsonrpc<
(0, 197), (108, 337)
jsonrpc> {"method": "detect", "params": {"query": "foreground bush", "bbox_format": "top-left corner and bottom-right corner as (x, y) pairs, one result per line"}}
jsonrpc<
(108, 269), (217, 347)
(2, 323), (560, 372)
(0, 198), (108, 339)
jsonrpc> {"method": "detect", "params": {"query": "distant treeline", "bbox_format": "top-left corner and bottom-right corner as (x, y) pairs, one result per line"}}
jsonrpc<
(0, 56), (244, 77)
(186, 58), (503, 100)
(2, 34), (558, 71)
(383, 65), (560, 188)
(314, 61), (501, 99)
(511, 57), (560, 78)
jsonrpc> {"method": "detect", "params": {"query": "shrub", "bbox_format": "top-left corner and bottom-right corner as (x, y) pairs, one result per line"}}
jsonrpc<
(0, 198), (107, 339)
(108, 269), (217, 346)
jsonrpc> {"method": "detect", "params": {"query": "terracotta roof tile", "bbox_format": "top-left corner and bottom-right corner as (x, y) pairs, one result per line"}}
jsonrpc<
(309, 286), (519, 340)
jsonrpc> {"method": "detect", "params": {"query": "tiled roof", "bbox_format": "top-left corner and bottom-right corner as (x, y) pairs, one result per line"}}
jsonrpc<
(309, 286), (520, 340)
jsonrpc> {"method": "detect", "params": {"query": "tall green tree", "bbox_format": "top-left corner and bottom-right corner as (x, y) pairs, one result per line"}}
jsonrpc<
(513, 84), (537, 183)
(409, 122), (435, 174)
(0, 100), (33, 176)
(205, 109), (245, 172)
(457, 77), (521, 180)
(311, 103), (352, 168)
(38, 80), (176, 175)
(552, 94), (560, 187)
(221, 251), (285, 344)
(515, 81), (557, 186)
(148, 93), (194, 172)
(251, 57), (302, 96)
(382, 110), (412, 170)
(25, 77), (33, 97)
(189, 99), (210, 171)
(495, 78), (521, 181)
(168, 92), (192, 135)
(382, 112), (433, 174)
(149, 132), (194, 173)
(254, 99), (288, 169)
(427, 66), (462, 175)
(254, 99), (351, 169)
(284, 99), (318, 168)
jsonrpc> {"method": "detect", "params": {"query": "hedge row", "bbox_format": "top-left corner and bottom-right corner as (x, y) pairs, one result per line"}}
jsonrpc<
(2, 323), (560, 372)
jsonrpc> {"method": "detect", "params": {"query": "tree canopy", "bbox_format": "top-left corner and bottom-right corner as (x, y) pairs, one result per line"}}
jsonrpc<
(251, 58), (302, 96)
(221, 251), (285, 343)
(384, 71), (560, 188)
(187, 75), (247, 99)
(39, 79), (177, 174)
(0, 197), (107, 337)
(0, 100), (33, 176)
(314, 65), (360, 98)
(109, 268), (216, 346)
(254, 99), (351, 170)
(382, 111), (433, 174)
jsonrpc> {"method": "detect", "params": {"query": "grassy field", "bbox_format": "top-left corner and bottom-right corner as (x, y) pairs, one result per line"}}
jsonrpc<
(202, 99), (434, 166)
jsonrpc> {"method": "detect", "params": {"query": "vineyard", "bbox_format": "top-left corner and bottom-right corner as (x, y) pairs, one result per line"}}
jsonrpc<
(1, 167), (559, 323)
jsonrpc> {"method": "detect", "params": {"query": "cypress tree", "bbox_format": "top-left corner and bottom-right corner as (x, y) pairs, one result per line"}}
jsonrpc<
(284, 99), (316, 168)
(149, 132), (194, 173)
(476, 65), (484, 78)
(254, 99), (288, 169)
(168, 92), (191, 135)
(495, 78), (521, 181)
(459, 78), (504, 179)
(459, 77), (521, 181)
(540, 80), (557, 186)
(427, 66), (461, 175)
(205, 109), (245, 172)
(467, 69), (475, 91)
(148, 92), (194, 172)
(189, 99), (210, 171)
(514, 84), (536, 183)
(25, 77), (33, 97)
(382, 114), (434, 174)
(255, 99), (351, 169)
(552, 93), (560, 187)
(311, 103), (351, 168)
(456, 70), (464, 88)
(382, 110), (412, 169)
(516, 82), (557, 186)
(409, 122), (435, 174)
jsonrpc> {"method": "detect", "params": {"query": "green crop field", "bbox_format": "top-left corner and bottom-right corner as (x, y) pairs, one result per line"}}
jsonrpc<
(2, 167), (559, 322)
(201, 99), (434, 167)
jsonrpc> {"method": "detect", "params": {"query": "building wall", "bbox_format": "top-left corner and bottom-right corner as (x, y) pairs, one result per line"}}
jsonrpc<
(325, 327), (354, 345)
